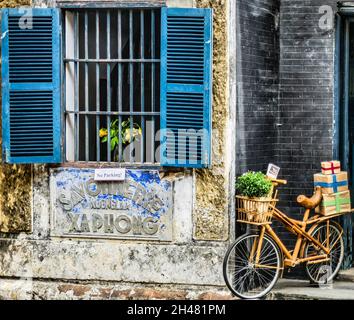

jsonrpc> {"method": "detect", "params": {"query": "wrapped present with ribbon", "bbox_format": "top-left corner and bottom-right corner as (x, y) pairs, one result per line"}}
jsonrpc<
(314, 172), (348, 194)
(321, 160), (341, 175)
(316, 190), (351, 216)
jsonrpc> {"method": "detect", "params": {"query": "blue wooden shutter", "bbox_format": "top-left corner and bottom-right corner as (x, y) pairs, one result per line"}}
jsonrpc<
(160, 7), (212, 168)
(1, 8), (61, 164)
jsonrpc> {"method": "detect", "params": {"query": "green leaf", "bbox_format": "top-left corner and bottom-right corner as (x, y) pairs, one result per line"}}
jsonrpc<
(236, 171), (272, 198)
(101, 136), (108, 143)
(110, 136), (119, 151)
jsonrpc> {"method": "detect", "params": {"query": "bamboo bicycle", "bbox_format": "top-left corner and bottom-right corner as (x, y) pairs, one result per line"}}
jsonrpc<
(223, 178), (353, 299)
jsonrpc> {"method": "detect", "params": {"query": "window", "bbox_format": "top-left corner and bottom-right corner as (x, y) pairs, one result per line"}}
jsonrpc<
(63, 8), (161, 164)
(1, 7), (213, 168)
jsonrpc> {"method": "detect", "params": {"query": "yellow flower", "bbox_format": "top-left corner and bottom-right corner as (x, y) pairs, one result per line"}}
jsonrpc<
(124, 129), (131, 143)
(124, 127), (142, 143)
(99, 128), (108, 138)
(132, 128), (141, 138)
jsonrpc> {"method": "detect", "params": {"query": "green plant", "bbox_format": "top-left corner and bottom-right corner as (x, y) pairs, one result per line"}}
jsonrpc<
(99, 118), (142, 161)
(236, 171), (272, 198)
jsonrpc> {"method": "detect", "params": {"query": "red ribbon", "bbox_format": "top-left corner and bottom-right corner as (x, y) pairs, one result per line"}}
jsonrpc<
(322, 162), (340, 174)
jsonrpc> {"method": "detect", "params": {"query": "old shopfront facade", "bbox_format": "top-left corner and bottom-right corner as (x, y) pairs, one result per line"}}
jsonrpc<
(1, 0), (354, 299)
(0, 0), (236, 299)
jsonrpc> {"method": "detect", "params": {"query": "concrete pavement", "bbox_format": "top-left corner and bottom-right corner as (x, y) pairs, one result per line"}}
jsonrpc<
(268, 270), (354, 300)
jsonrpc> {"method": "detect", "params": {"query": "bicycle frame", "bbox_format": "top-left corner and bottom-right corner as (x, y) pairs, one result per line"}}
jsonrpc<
(254, 206), (345, 268)
(226, 178), (351, 299)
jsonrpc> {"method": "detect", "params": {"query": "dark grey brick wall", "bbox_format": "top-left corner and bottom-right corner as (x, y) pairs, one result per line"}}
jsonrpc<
(236, 0), (337, 218)
(278, 0), (337, 217)
(235, 0), (280, 175)
(236, 0), (337, 208)
(235, 0), (345, 274)
(276, 1), (338, 276)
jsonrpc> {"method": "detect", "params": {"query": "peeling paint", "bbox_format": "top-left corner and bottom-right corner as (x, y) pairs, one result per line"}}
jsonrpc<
(0, 0), (31, 8)
(0, 164), (32, 233)
(1, 31), (8, 40)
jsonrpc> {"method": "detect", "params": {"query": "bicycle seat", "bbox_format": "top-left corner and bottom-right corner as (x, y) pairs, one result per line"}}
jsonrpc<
(296, 187), (322, 209)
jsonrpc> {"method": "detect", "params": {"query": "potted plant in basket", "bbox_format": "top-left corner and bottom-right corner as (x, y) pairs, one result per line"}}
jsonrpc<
(236, 171), (274, 222)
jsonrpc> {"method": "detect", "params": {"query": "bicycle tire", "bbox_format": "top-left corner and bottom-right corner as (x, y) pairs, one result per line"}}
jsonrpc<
(303, 222), (344, 285)
(223, 233), (282, 299)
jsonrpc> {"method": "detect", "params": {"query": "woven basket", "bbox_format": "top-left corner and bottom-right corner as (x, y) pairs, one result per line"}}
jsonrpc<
(236, 196), (278, 225)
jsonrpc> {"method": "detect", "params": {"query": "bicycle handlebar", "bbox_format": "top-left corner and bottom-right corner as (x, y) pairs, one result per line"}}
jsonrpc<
(269, 178), (287, 185)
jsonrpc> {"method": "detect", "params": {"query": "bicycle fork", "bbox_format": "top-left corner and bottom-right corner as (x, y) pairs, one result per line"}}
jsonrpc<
(249, 226), (266, 265)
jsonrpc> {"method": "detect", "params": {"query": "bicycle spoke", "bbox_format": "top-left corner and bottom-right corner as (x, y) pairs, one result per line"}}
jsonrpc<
(259, 254), (278, 265)
(223, 234), (281, 299)
(304, 224), (344, 285)
(256, 267), (276, 281)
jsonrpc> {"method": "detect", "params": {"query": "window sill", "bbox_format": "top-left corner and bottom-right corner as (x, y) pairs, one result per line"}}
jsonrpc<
(49, 162), (189, 173)
(56, 0), (165, 9)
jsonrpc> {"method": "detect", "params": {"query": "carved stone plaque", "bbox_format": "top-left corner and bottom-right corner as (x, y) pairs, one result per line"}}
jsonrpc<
(50, 168), (173, 241)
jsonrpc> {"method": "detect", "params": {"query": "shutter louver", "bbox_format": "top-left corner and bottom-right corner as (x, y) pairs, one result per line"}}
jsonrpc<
(1, 9), (61, 164)
(160, 7), (212, 168)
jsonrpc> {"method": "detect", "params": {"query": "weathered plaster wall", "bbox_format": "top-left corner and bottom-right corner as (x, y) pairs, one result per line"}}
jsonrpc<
(194, 0), (230, 241)
(0, 165), (32, 232)
(0, 0), (32, 233)
(0, 0), (233, 299)
(0, 0), (31, 7)
(0, 168), (232, 299)
(0, 0), (233, 241)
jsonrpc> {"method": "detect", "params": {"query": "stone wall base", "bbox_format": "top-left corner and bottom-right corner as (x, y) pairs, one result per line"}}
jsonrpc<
(0, 278), (234, 300)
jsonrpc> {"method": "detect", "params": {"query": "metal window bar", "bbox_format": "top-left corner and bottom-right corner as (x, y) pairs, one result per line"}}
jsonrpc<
(62, 11), (67, 160)
(118, 10), (123, 162)
(85, 11), (89, 161)
(151, 10), (155, 163)
(74, 11), (79, 161)
(96, 11), (100, 161)
(64, 58), (159, 62)
(107, 10), (111, 162)
(129, 9), (133, 163)
(63, 8), (160, 164)
(140, 10), (145, 163)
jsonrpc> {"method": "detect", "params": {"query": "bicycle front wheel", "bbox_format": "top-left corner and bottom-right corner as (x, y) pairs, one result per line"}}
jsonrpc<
(223, 233), (282, 299)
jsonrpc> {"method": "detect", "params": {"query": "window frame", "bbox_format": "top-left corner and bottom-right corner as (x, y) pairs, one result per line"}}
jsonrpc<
(0, 3), (212, 168)
(60, 5), (162, 167)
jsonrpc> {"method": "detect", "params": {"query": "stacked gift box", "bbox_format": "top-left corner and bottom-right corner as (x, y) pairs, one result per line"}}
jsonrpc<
(314, 161), (351, 216)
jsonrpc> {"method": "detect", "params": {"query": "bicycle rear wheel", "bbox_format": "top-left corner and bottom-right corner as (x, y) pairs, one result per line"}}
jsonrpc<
(304, 222), (344, 284)
(223, 233), (282, 299)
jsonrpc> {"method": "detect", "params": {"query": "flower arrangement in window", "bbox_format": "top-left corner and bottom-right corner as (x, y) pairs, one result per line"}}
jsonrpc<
(99, 119), (142, 161)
